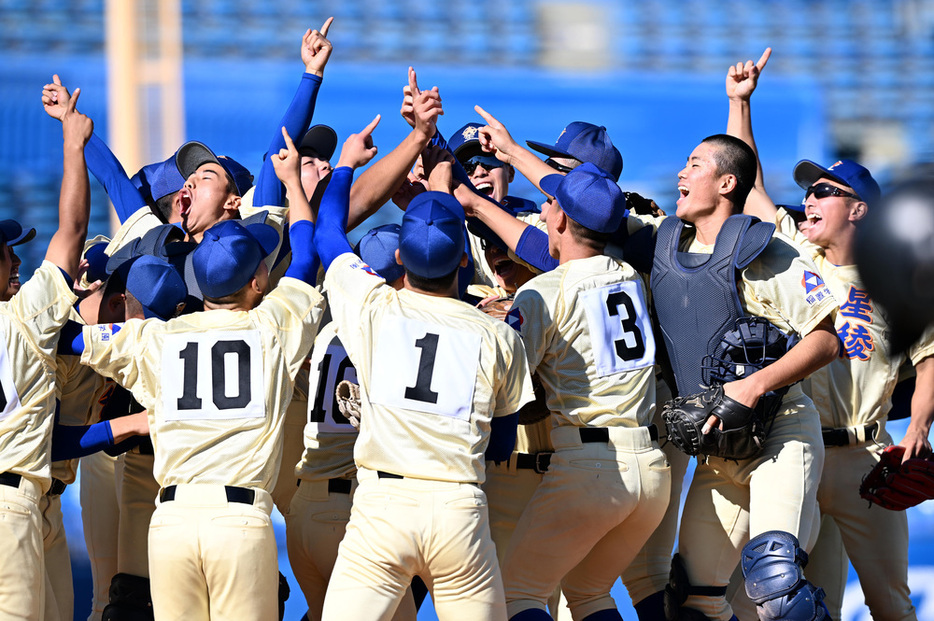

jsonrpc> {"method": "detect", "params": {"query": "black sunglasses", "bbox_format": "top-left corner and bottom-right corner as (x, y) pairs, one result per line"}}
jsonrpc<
(545, 158), (576, 174)
(805, 182), (859, 201)
(463, 155), (505, 176)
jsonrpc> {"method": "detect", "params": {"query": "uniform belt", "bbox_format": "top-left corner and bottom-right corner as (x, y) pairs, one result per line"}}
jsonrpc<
(578, 424), (659, 443)
(48, 478), (66, 496)
(159, 485), (255, 505)
(515, 452), (552, 473)
(377, 471), (404, 479)
(328, 478), (352, 494)
(822, 422), (878, 447)
(0, 472), (22, 488)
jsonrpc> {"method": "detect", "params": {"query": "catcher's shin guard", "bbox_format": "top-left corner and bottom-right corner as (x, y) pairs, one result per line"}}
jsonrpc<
(741, 531), (828, 621)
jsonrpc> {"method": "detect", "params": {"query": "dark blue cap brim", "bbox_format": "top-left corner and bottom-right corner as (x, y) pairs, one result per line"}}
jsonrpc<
(526, 140), (572, 160)
(778, 203), (807, 213)
(539, 173), (564, 198)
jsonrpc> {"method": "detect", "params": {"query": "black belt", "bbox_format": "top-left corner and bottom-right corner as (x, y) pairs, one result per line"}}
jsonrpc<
(0, 472), (22, 489)
(377, 471), (404, 479)
(48, 478), (66, 496)
(579, 424), (659, 443)
(328, 478), (352, 494)
(515, 452), (552, 473)
(822, 422), (878, 447)
(159, 485), (256, 505)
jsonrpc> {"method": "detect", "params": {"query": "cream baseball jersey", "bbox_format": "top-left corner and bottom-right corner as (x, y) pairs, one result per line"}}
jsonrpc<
(81, 277), (325, 489)
(324, 252), (534, 484)
(508, 254), (657, 428)
(0, 262), (78, 489)
(53, 309), (109, 484)
(775, 207), (934, 429)
(297, 321), (358, 482)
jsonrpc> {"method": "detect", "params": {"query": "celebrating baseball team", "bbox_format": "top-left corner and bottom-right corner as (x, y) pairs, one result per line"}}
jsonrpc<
(1, 15), (932, 621)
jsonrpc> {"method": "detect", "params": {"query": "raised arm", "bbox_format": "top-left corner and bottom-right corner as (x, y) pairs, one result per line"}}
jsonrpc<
(47, 89), (93, 279)
(347, 68), (441, 229)
(901, 355), (934, 461)
(272, 126), (321, 283)
(724, 48), (779, 221)
(42, 75), (146, 223)
(315, 115), (381, 269)
(253, 19), (333, 208)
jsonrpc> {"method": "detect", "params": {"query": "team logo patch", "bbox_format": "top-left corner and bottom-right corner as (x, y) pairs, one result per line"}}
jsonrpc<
(462, 126), (479, 141)
(802, 270), (825, 294)
(348, 258), (380, 278)
(505, 307), (524, 332)
(828, 160), (844, 170)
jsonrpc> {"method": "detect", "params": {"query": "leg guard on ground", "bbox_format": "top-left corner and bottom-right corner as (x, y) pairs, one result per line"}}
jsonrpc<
(741, 531), (828, 621)
(101, 573), (153, 621)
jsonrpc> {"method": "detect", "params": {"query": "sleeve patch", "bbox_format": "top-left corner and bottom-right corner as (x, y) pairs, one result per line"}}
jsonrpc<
(505, 307), (524, 333)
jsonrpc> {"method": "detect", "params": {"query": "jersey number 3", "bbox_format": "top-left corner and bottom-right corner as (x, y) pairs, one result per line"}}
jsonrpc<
(162, 331), (265, 420)
(581, 280), (655, 377)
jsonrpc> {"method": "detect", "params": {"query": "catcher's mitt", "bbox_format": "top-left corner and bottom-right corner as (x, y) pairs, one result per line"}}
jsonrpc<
(517, 373), (549, 425)
(335, 380), (362, 429)
(662, 384), (768, 460)
(859, 445), (934, 510)
(477, 295), (514, 320)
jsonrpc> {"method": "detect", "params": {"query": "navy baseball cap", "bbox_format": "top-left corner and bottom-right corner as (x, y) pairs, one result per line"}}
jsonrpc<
(84, 242), (110, 284)
(448, 123), (485, 160)
(355, 223), (404, 283)
(176, 141), (254, 196)
(298, 125), (338, 161)
(540, 162), (627, 234)
(0, 220), (36, 247)
(105, 225), (187, 275)
(527, 122), (623, 182)
(777, 203), (807, 214)
(399, 192), (466, 279)
(133, 148), (187, 204)
(125, 255), (188, 320)
(793, 159), (881, 205)
(192, 220), (279, 299)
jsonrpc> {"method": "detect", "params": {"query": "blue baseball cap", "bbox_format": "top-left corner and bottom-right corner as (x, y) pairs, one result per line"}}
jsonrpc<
(527, 122), (623, 182)
(448, 123), (485, 160)
(125, 255), (188, 320)
(777, 203), (807, 214)
(133, 148), (187, 205)
(176, 141), (254, 196)
(192, 220), (279, 299)
(540, 162), (626, 234)
(84, 242), (110, 284)
(355, 223), (404, 283)
(0, 220), (36, 247)
(400, 192), (466, 279)
(105, 225), (188, 275)
(793, 159), (881, 205)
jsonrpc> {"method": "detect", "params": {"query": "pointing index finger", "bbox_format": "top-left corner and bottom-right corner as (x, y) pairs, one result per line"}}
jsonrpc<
(320, 16), (333, 37)
(408, 66), (420, 98)
(473, 105), (502, 129)
(756, 47), (772, 72)
(281, 126), (296, 151)
(361, 114), (381, 138)
(67, 87), (81, 112)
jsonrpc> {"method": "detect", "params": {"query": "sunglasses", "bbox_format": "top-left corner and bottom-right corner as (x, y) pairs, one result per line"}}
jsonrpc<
(463, 155), (505, 176)
(545, 158), (576, 174)
(805, 182), (859, 201)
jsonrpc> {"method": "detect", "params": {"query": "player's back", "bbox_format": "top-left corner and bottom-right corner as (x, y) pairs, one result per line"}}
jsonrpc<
(512, 254), (657, 429)
(343, 285), (530, 485)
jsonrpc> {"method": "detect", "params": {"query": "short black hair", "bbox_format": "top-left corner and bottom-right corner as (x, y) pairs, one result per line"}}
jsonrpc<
(701, 134), (758, 209)
(566, 215), (611, 250)
(154, 191), (176, 223)
(403, 266), (459, 294)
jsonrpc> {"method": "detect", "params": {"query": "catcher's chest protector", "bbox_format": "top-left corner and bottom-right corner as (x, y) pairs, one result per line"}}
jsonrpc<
(650, 215), (774, 396)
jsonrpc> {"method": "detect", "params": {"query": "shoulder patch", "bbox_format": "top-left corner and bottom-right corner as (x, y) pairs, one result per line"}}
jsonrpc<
(347, 258), (380, 278)
(802, 270), (825, 294)
(505, 307), (524, 333)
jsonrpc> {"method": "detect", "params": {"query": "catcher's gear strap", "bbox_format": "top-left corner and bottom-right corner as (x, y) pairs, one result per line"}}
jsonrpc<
(663, 554), (724, 621)
(102, 573), (153, 621)
(741, 531), (828, 621)
(860, 444), (934, 510)
(651, 214), (775, 396)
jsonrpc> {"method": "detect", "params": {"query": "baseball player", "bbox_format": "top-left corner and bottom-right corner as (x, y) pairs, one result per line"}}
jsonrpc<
(497, 163), (670, 621)
(728, 51), (931, 619)
(313, 117), (533, 621)
(78, 125), (326, 621)
(287, 223), (420, 621)
(0, 89), (93, 620)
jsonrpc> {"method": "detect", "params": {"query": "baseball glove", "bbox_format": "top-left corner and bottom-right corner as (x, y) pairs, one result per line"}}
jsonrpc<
(335, 380), (362, 429)
(662, 384), (767, 460)
(477, 295), (514, 320)
(859, 445), (934, 510)
(517, 373), (550, 425)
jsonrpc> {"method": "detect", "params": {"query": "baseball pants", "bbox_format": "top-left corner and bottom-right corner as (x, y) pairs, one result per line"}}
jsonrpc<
(271, 395), (307, 515)
(0, 474), (45, 620)
(148, 484), (278, 621)
(285, 477), (417, 621)
(79, 452), (120, 621)
(117, 450), (158, 578)
(808, 435), (916, 620)
(40, 492), (72, 621)
(503, 425), (670, 621)
(677, 396), (824, 621)
(322, 468), (505, 621)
